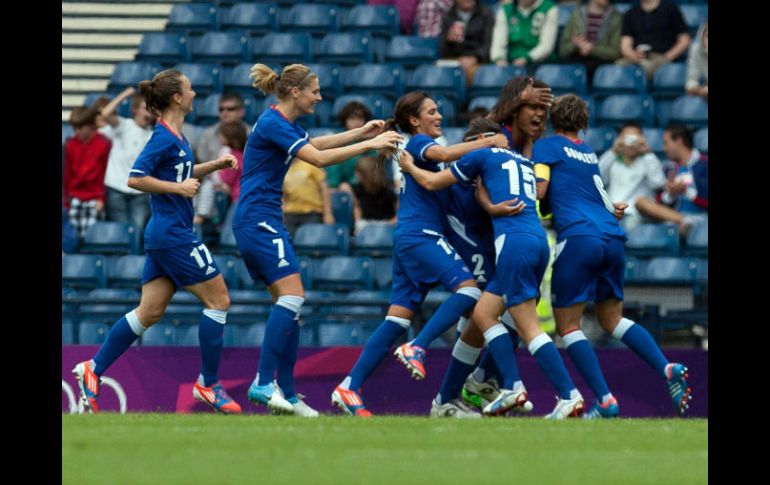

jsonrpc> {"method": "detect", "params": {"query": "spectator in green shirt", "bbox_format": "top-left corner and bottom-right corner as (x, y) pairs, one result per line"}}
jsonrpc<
(327, 102), (376, 193)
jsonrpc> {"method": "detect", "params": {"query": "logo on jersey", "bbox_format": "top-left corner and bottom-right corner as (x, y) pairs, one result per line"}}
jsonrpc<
(278, 259), (289, 268)
(205, 265), (215, 275)
(179, 149), (187, 157)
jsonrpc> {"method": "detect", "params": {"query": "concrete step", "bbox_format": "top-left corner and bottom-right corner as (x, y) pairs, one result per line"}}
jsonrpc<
(62, 17), (167, 32)
(62, 94), (87, 107)
(62, 2), (173, 17)
(62, 47), (136, 62)
(62, 63), (114, 78)
(62, 33), (143, 47)
(62, 78), (110, 93)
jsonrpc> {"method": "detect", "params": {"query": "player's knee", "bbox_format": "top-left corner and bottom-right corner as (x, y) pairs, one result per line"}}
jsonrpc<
(276, 295), (305, 314)
(456, 286), (482, 301)
(137, 306), (164, 326)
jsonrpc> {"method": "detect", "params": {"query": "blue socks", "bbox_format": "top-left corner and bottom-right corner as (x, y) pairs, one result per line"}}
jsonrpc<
(529, 333), (575, 400)
(257, 296), (304, 386)
(483, 324), (520, 389)
(412, 288), (480, 349)
(348, 316), (408, 390)
(562, 330), (610, 400)
(276, 322), (299, 400)
(438, 339), (481, 404)
(612, 317), (669, 379)
(92, 310), (146, 376)
(199, 309), (227, 387)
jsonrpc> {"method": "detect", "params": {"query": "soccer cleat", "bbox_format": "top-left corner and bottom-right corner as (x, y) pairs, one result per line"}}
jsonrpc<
(666, 363), (693, 416)
(72, 361), (101, 413)
(482, 387), (532, 416)
(331, 386), (372, 417)
(430, 398), (482, 418)
(247, 381), (294, 414)
(394, 343), (427, 380)
(193, 382), (242, 414)
(544, 396), (585, 419)
(583, 396), (620, 419)
(462, 375), (501, 410)
(289, 394), (319, 418)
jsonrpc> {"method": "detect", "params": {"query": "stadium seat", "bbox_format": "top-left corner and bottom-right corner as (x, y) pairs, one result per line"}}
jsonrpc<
(668, 95), (708, 130)
(694, 127), (707, 154)
(596, 95), (655, 129)
(108, 62), (163, 91)
(332, 94), (393, 124)
(317, 32), (374, 65)
(217, 224), (239, 255)
(212, 254), (239, 289)
(534, 64), (588, 95)
(172, 63), (222, 96)
(352, 224), (394, 257)
(614, 3), (632, 14)
(224, 322), (266, 347)
(195, 93), (258, 126)
(591, 65), (646, 98)
(442, 127), (466, 145)
(624, 256), (642, 283)
(107, 255), (145, 289)
(319, 323), (375, 346)
(342, 5), (399, 39)
(433, 94), (458, 126)
(652, 63), (687, 100)
(683, 219), (707, 257)
(344, 63), (405, 101)
(78, 302), (134, 322)
(693, 257), (707, 282)
(679, 4), (708, 37)
(78, 321), (110, 345)
(312, 256), (374, 291)
(581, 126), (616, 154)
(135, 32), (190, 65)
(233, 257), (266, 290)
(80, 222), (138, 255)
(224, 63), (274, 97)
(642, 127), (665, 159)
(639, 257), (697, 284)
(331, 191), (353, 229)
(557, 3), (575, 30)
(221, 2), (278, 34)
(372, 257), (393, 290)
(304, 63), (344, 100)
(88, 288), (140, 302)
(174, 325), (199, 346)
(625, 223), (680, 257)
(166, 3), (219, 34)
(655, 99), (673, 128)
(191, 32), (249, 65)
(281, 3), (340, 37)
(467, 96), (498, 113)
(140, 323), (176, 346)
(63, 254), (107, 289)
(62, 319), (76, 345)
(469, 65), (527, 98)
(407, 65), (466, 103)
(293, 223), (350, 257)
(384, 36), (439, 68)
(254, 32), (313, 64)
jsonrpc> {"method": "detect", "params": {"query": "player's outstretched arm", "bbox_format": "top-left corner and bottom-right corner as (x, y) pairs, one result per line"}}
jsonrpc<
(192, 154), (238, 178)
(397, 151), (457, 191)
(128, 176), (200, 198)
(311, 120), (386, 150)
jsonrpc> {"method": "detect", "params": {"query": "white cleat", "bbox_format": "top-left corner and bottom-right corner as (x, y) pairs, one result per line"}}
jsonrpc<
(430, 398), (482, 418)
(482, 387), (531, 416)
(544, 396), (585, 419)
(462, 375), (501, 410)
(290, 394), (320, 418)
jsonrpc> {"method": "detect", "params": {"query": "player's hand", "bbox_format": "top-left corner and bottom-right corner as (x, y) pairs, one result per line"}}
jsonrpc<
(214, 154), (238, 170)
(360, 120), (386, 139)
(489, 133), (509, 148)
(521, 82), (554, 107)
(369, 130), (403, 150)
(397, 150), (415, 173)
(177, 178), (201, 198)
(487, 198), (526, 216)
(613, 202), (628, 220)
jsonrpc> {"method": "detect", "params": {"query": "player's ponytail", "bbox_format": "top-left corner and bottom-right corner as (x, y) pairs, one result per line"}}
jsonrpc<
(139, 69), (184, 116)
(250, 64), (279, 95)
(376, 119), (399, 169)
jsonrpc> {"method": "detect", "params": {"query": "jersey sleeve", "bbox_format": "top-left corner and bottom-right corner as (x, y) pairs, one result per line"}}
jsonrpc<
(265, 116), (310, 159)
(406, 134), (438, 164)
(130, 131), (170, 177)
(451, 151), (482, 185)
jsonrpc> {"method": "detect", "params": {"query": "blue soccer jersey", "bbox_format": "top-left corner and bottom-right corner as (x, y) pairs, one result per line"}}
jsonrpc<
(130, 120), (197, 249)
(532, 135), (625, 240)
(445, 183), (495, 286)
(233, 106), (310, 227)
(395, 134), (449, 238)
(450, 147), (544, 239)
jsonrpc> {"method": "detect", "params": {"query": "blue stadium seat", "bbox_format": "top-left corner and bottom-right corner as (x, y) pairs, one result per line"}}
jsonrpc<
(433, 94), (458, 127)
(221, 2), (278, 34)
(679, 4), (708, 36)
(319, 323), (375, 346)
(534, 64), (588, 95)
(614, 3), (632, 14)
(373, 257), (392, 290)
(345, 63), (405, 101)
(467, 96), (498, 113)
(624, 256), (642, 283)
(693, 257), (707, 282)
(332, 94), (393, 123)
(281, 3), (340, 37)
(683, 219), (707, 257)
(62, 124), (73, 145)
(342, 5), (399, 39)
(639, 257), (697, 284)
(88, 288), (140, 302)
(558, 3), (575, 30)
(212, 254), (239, 289)
(591, 65), (646, 98)
(652, 63), (686, 100)
(63, 254), (107, 289)
(166, 3), (219, 34)
(442, 127), (466, 145)
(668, 95), (708, 130)
(224, 63), (273, 97)
(694, 127), (707, 153)
(107, 255), (145, 289)
(78, 321), (110, 345)
(596, 95), (655, 128)
(312, 256), (374, 291)
(625, 223), (680, 257)
(62, 319), (76, 345)
(293, 223), (350, 257)
(80, 222), (138, 255)
(408, 65), (466, 103)
(191, 32), (249, 64)
(85, 92), (133, 118)
(578, 94), (598, 126)
(140, 323), (176, 346)
(217, 224), (239, 255)
(304, 63), (344, 100)
(581, 126), (616, 154)
(196, 93), (258, 126)
(172, 63), (222, 96)
(78, 302), (134, 322)
(233, 257), (267, 290)
(385, 36), (439, 68)
(135, 33), (190, 65)
(297, 99), (333, 128)
(469, 65), (527, 98)
(109, 62), (163, 91)
(331, 191), (353, 229)
(317, 33), (373, 65)
(655, 99), (673, 128)
(352, 224), (394, 257)
(642, 127), (665, 159)
(254, 32), (313, 64)
(174, 325), (199, 346)
(224, 322), (266, 347)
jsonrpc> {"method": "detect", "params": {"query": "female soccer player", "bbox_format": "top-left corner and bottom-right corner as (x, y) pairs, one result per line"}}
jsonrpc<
(331, 91), (509, 417)
(235, 64), (402, 416)
(532, 95), (692, 417)
(72, 70), (241, 414)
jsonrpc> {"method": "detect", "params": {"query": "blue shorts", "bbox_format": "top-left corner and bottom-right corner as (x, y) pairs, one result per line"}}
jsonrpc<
(445, 226), (496, 290)
(233, 220), (298, 286)
(486, 232), (549, 308)
(391, 229), (474, 312)
(551, 235), (625, 308)
(143, 241), (221, 288)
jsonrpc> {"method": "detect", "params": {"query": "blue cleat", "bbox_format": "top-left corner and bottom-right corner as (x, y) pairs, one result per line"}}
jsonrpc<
(193, 381), (242, 414)
(666, 363), (692, 416)
(247, 381), (293, 414)
(583, 396), (620, 419)
(394, 343), (427, 380)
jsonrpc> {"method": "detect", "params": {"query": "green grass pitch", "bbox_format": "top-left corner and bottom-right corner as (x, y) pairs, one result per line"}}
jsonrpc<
(62, 414), (707, 485)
